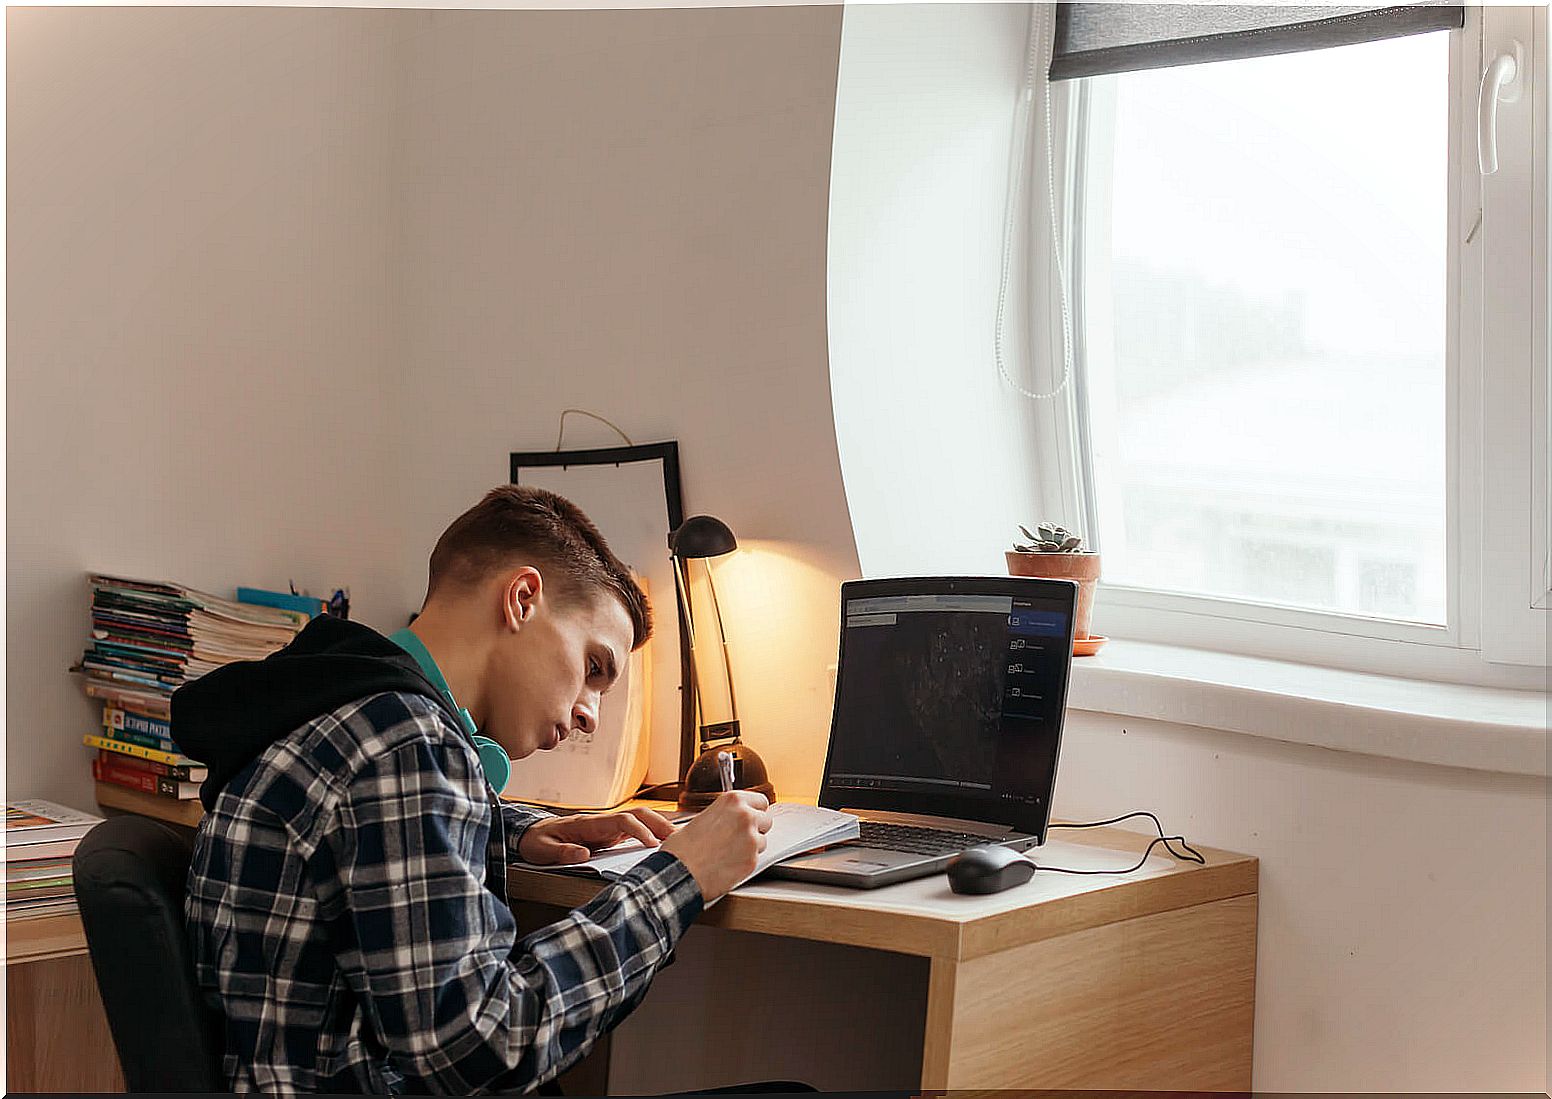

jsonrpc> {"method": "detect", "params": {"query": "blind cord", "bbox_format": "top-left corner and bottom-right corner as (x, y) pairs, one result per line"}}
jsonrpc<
(995, 2), (1074, 403)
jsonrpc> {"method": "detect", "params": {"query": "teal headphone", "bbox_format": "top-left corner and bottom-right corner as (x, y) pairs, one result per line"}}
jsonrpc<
(388, 628), (512, 794)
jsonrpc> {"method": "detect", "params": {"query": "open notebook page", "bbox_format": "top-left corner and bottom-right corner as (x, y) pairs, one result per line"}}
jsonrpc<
(510, 803), (859, 888)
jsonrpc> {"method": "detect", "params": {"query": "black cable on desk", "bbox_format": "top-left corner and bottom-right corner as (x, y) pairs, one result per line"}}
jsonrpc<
(1039, 810), (1206, 875)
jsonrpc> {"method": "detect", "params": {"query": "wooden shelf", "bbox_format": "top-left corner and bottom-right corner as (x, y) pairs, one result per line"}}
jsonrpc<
(94, 781), (203, 828)
(7, 910), (88, 964)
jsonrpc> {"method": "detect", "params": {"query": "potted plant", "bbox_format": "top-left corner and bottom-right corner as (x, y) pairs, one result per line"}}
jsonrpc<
(1006, 524), (1102, 646)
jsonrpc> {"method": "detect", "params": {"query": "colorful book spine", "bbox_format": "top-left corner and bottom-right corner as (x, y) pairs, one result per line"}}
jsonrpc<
(94, 750), (203, 782)
(83, 733), (192, 768)
(103, 705), (173, 740)
(92, 757), (161, 795)
(100, 725), (176, 753)
(80, 680), (171, 719)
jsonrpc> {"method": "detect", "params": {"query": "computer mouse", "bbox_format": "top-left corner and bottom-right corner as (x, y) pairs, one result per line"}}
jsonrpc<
(946, 844), (1036, 895)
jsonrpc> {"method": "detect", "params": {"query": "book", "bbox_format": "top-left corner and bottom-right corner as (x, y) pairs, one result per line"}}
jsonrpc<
(156, 776), (200, 800)
(95, 749), (205, 783)
(94, 781), (203, 828)
(100, 724), (177, 753)
(8, 893), (79, 915)
(7, 877), (75, 900)
(510, 803), (860, 890)
(5, 836), (88, 862)
(77, 575), (308, 702)
(7, 858), (76, 881)
(93, 756), (162, 796)
(6, 799), (103, 846)
(84, 732), (198, 768)
(7, 896), (81, 918)
(104, 705), (172, 739)
(81, 678), (172, 719)
(237, 586), (325, 619)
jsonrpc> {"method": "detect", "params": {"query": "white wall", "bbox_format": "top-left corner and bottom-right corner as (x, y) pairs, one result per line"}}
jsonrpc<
(1055, 710), (1547, 1091)
(824, 3), (1547, 1091)
(390, 5), (856, 794)
(7, 8), (411, 808)
(828, 2), (1072, 579)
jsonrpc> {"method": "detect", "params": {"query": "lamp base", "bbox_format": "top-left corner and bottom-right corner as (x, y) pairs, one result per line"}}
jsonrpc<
(677, 741), (774, 811)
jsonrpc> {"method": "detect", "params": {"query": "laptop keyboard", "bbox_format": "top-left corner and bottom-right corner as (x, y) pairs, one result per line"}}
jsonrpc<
(852, 821), (993, 856)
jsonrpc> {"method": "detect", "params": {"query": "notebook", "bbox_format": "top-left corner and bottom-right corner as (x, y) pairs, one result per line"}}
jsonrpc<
(513, 803), (860, 890)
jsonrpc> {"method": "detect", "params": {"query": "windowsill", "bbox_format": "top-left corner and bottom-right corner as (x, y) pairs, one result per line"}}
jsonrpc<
(1066, 640), (1548, 777)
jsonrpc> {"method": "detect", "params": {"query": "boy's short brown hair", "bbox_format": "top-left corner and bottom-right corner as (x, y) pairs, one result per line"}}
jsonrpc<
(426, 485), (652, 649)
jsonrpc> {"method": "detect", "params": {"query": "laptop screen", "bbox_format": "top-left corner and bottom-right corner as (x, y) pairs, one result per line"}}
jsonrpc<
(816, 576), (1076, 839)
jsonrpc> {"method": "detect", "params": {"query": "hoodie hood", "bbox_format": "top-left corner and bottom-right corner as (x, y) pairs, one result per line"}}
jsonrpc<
(171, 617), (458, 810)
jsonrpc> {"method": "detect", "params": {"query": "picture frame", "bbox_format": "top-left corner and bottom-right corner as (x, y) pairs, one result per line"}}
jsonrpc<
(510, 442), (693, 790)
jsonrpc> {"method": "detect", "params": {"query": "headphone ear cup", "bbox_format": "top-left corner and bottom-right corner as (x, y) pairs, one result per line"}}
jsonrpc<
(472, 735), (512, 794)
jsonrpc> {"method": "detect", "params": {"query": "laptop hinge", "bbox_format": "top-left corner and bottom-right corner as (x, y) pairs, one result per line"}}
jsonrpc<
(838, 807), (1023, 838)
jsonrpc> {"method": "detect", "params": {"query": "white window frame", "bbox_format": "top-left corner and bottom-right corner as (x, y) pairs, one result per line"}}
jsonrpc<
(1043, 7), (1546, 688)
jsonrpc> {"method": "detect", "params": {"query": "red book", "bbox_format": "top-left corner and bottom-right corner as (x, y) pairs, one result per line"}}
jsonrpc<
(94, 749), (205, 783)
(91, 757), (161, 796)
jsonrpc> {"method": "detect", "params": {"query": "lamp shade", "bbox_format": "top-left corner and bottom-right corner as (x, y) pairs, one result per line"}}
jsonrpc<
(669, 515), (737, 559)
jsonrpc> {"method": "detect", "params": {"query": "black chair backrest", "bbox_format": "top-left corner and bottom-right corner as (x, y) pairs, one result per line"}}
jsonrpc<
(73, 814), (225, 1092)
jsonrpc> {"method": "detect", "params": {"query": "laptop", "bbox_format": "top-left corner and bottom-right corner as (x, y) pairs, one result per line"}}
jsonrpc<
(764, 575), (1077, 889)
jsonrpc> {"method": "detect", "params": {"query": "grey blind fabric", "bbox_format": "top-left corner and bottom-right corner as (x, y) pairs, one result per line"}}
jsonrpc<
(1050, 4), (1464, 81)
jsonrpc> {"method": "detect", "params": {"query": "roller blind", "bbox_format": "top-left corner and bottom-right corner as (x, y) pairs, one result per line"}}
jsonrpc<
(1049, 3), (1464, 81)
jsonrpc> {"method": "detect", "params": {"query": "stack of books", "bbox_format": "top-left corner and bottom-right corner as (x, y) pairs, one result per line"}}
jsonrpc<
(6, 799), (104, 919)
(78, 574), (307, 696)
(75, 574), (308, 823)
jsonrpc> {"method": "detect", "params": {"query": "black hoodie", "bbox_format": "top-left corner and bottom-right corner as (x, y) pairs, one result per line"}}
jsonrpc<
(171, 616), (463, 812)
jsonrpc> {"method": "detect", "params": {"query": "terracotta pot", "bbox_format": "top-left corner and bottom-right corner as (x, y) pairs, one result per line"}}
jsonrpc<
(1005, 550), (1101, 639)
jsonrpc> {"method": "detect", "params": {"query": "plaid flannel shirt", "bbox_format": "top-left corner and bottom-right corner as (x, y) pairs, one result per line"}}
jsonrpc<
(185, 690), (703, 1094)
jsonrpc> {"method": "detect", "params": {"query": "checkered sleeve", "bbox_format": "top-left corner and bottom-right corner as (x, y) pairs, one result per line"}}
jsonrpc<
(321, 720), (703, 1094)
(499, 799), (555, 862)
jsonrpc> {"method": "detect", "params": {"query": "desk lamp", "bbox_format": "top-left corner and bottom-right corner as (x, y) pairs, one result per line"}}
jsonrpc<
(670, 515), (774, 810)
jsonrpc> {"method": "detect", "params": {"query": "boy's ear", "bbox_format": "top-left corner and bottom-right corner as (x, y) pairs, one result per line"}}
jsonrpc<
(502, 567), (543, 630)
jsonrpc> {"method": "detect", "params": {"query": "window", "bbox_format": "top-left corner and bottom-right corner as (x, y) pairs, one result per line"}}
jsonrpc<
(1079, 34), (1448, 626)
(1041, 6), (1547, 681)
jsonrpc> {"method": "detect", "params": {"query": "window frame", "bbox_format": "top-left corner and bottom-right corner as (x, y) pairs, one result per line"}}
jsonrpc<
(1043, 7), (1546, 688)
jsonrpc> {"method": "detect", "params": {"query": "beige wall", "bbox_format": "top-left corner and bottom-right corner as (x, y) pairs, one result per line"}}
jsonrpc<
(7, 5), (855, 808)
(7, 8), (411, 807)
(390, 6), (855, 795)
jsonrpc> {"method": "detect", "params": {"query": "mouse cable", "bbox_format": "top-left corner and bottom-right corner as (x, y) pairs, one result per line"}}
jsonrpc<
(1036, 810), (1206, 875)
(1029, 834), (1203, 876)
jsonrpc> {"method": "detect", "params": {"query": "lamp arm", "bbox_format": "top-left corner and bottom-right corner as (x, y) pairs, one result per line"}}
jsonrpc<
(672, 556), (706, 734)
(671, 556), (696, 648)
(703, 564), (740, 724)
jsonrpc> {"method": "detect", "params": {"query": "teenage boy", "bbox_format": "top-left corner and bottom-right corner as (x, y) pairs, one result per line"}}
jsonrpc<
(173, 486), (773, 1094)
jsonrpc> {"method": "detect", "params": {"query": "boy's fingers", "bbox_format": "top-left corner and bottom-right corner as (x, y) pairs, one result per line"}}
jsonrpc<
(630, 808), (678, 838)
(614, 815), (661, 848)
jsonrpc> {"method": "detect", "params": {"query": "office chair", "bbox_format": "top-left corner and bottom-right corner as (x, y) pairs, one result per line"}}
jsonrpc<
(73, 814), (224, 1092)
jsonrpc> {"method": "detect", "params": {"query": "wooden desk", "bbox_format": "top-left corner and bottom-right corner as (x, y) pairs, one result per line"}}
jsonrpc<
(7, 911), (126, 1092)
(510, 824), (1258, 1093)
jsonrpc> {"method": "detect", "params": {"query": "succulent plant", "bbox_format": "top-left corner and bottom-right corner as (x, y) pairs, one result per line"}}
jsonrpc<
(1014, 523), (1086, 553)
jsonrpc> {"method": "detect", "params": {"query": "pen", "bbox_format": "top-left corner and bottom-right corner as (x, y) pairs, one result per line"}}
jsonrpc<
(717, 750), (735, 793)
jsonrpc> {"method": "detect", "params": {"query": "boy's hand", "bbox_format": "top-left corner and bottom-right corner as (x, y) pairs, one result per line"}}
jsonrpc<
(517, 808), (678, 865)
(659, 791), (773, 903)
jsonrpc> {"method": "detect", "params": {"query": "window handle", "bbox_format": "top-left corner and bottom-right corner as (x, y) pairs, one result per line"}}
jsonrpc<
(1478, 40), (1524, 176)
